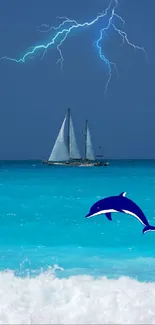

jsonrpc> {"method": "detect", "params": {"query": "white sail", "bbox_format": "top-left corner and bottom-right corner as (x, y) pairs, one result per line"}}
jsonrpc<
(48, 116), (69, 162)
(86, 126), (95, 161)
(69, 116), (81, 159)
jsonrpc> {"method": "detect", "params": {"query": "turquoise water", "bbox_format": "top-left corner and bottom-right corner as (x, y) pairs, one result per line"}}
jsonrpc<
(1, 160), (155, 323)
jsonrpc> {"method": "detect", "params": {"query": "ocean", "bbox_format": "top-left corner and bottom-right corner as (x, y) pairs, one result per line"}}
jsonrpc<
(0, 160), (155, 324)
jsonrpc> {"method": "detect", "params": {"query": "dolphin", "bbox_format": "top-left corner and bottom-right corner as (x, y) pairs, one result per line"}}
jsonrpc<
(85, 192), (155, 234)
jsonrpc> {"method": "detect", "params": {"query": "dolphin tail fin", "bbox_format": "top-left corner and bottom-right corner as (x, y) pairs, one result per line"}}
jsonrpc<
(143, 225), (155, 234)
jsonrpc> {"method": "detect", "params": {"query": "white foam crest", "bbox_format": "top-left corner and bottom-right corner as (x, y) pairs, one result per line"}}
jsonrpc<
(0, 269), (155, 324)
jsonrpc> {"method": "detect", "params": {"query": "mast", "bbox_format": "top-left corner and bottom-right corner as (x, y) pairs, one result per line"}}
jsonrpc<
(67, 108), (71, 160)
(84, 119), (88, 161)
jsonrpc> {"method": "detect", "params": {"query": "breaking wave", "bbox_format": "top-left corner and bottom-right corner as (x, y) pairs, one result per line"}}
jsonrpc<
(0, 266), (155, 324)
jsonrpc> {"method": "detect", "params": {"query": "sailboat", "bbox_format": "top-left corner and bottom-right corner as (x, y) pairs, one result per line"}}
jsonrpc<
(43, 109), (109, 166)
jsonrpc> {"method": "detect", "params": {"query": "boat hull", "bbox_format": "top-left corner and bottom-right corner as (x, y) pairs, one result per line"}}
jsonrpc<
(42, 160), (109, 167)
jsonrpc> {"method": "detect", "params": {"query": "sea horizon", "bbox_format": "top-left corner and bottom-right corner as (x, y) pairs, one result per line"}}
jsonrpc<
(1, 158), (155, 162)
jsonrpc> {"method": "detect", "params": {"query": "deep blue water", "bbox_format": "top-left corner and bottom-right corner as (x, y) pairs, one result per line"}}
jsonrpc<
(0, 161), (155, 281)
(1, 160), (155, 323)
(0, 160), (155, 281)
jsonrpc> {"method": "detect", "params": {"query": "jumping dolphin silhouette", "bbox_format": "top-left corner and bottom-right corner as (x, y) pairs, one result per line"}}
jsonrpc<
(85, 192), (155, 234)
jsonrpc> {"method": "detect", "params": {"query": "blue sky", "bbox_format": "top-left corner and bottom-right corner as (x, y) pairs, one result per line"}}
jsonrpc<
(0, 0), (154, 159)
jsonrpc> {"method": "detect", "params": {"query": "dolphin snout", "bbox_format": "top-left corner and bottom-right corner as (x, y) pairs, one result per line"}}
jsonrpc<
(85, 213), (91, 218)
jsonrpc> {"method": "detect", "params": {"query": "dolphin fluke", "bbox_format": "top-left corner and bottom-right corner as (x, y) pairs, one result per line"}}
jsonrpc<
(143, 225), (155, 234)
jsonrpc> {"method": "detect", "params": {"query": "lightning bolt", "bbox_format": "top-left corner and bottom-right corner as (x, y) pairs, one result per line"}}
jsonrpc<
(1, 0), (147, 94)
(36, 17), (79, 64)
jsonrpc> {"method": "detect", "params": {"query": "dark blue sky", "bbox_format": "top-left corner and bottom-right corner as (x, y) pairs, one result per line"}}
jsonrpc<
(0, 0), (154, 160)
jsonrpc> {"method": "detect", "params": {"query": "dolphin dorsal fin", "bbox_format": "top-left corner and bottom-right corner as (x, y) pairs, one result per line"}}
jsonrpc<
(119, 192), (127, 197)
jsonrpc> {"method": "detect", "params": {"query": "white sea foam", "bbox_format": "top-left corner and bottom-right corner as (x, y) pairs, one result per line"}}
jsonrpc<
(0, 267), (155, 324)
